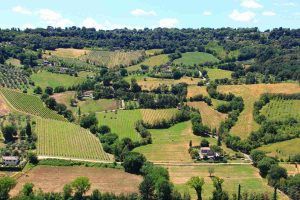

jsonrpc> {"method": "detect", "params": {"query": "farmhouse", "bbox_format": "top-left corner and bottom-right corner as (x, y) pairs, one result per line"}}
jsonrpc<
(199, 147), (219, 159)
(83, 91), (94, 98)
(2, 156), (20, 166)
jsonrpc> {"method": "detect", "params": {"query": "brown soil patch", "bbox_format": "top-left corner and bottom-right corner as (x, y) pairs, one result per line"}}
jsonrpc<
(11, 166), (142, 196)
(0, 95), (10, 115)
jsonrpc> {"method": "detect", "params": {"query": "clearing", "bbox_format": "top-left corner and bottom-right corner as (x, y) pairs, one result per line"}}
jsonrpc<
(257, 138), (300, 160)
(11, 165), (141, 196)
(204, 67), (232, 80)
(173, 52), (219, 66)
(31, 71), (88, 90)
(168, 164), (287, 200)
(127, 54), (170, 71)
(218, 83), (300, 139)
(35, 118), (112, 161)
(187, 101), (227, 129)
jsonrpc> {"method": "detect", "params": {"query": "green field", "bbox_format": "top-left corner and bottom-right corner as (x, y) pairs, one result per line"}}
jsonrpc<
(141, 108), (179, 124)
(169, 165), (281, 200)
(260, 98), (300, 121)
(204, 67), (232, 80)
(31, 71), (87, 90)
(127, 54), (170, 71)
(173, 52), (219, 66)
(257, 138), (300, 160)
(97, 110), (142, 141)
(79, 99), (118, 114)
(81, 50), (145, 68)
(205, 41), (239, 59)
(36, 118), (112, 161)
(145, 49), (163, 56)
(0, 88), (65, 121)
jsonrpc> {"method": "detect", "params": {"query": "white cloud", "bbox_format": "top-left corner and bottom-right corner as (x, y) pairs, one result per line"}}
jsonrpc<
(21, 23), (35, 30)
(12, 6), (32, 15)
(241, 0), (263, 9)
(262, 11), (276, 16)
(229, 10), (256, 22)
(131, 9), (157, 17)
(203, 11), (212, 16)
(37, 9), (73, 27)
(159, 18), (179, 28)
(81, 17), (142, 30)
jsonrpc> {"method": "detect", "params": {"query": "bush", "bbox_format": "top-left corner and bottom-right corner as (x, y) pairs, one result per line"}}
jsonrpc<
(123, 152), (146, 174)
(28, 152), (39, 164)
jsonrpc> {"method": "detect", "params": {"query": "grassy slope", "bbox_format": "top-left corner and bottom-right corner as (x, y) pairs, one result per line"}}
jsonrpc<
(45, 48), (90, 58)
(218, 83), (300, 139)
(173, 52), (219, 66)
(169, 165), (285, 200)
(260, 99), (300, 121)
(96, 110), (142, 141)
(127, 54), (169, 71)
(31, 71), (87, 90)
(141, 108), (179, 124)
(257, 138), (300, 160)
(204, 67), (232, 80)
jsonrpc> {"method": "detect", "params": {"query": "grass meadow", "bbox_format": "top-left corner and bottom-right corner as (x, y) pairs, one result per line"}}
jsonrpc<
(173, 52), (219, 66)
(127, 54), (169, 71)
(141, 108), (179, 124)
(204, 67), (232, 80)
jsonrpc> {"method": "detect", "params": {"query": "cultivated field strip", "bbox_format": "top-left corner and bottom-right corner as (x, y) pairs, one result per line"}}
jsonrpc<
(36, 118), (112, 161)
(0, 88), (65, 121)
(141, 109), (179, 124)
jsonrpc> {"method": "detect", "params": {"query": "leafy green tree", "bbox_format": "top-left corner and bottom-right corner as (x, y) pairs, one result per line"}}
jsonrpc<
(98, 125), (111, 134)
(123, 152), (146, 174)
(187, 177), (205, 200)
(71, 177), (91, 199)
(21, 182), (34, 196)
(25, 122), (32, 138)
(45, 86), (53, 95)
(267, 165), (287, 187)
(0, 177), (16, 200)
(250, 150), (266, 166)
(139, 176), (155, 200)
(257, 157), (277, 177)
(33, 86), (42, 94)
(80, 113), (98, 129)
(28, 152), (39, 164)
(2, 125), (17, 142)
(211, 176), (229, 200)
(156, 179), (173, 200)
(63, 183), (73, 200)
(200, 139), (209, 147)
(208, 167), (215, 177)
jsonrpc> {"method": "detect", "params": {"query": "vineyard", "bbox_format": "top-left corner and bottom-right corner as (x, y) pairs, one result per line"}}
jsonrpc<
(127, 54), (170, 72)
(0, 88), (65, 121)
(97, 110), (142, 141)
(81, 50), (145, 68)
(47, 56), (96, 71)
(0, 64), (30, 90)
(141, 109), (179, 124)
(260, 98), (300, 121)
(35, 118), (112, 161)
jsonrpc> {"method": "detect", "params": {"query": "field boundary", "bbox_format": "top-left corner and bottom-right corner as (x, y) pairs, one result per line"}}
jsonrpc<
(38, 156), (117, 164)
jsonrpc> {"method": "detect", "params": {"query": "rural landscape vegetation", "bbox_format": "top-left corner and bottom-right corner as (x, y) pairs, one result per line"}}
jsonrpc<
(0, 1), (299, 200)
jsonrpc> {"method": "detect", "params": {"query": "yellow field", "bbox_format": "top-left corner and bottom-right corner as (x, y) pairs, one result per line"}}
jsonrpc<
(218, 83), (300, 139)
(138, 77), (201, 90)
(141, 108), (179, 124)
(145, 49), (163, 56)
(45, 48), (90, 58)
(187, 102), (227, 129)
(187, 85), (208, 98)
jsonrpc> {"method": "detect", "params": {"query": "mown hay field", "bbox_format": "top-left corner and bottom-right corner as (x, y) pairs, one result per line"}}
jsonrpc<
(81, 50), (145, 68)
(0, 88), (65, 121)
(31, 71), (88, 90)
(173, 52), (219, 66)
(36, 118), (112, 161)
(260, 98), (300, 121)
(11, 166), (141, 196)
(169, 164), (287, 200)
(257, 138), (300, 160)
(45, 48), (90, 58)
(218, 83), (300, 139)
(187, 85), (209, 98)
(127, 54), (169, 71)
(141, 108), (179, 124)
(187, 101), (227, 129)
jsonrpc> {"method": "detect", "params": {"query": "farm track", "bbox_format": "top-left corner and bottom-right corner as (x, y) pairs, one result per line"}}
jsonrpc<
(38, 156), (117, 164)
(153, 161), (252, 166)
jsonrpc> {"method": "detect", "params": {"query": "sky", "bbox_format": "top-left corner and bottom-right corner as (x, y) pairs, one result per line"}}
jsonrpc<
(0, 0), (299, 30)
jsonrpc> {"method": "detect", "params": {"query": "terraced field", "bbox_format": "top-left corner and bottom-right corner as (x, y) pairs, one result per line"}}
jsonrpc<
(218, 83), (300, 139)
(187, 101), (227, 129)
(260, 98), (300, 121)
(0, 88), (65, 121)
(96, 110), (142, 141)
(81, 50), (145, 68)
(127, 54), (169, 71)
(36, 118), (112, 161)
(141, 108), (179, 124)
(173, 52), (219, 66)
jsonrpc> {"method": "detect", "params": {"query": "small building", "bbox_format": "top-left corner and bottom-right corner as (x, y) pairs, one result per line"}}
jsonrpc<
(199, 147), (219, 159)
(2, 156), (20, 166)
(83, 91), (94, 99)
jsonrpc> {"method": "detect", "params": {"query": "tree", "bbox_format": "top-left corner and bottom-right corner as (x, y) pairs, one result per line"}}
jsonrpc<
(33, 86), (42, 94)
(187, 176), (205, 200)
(28, 152), (39, 164)
(45, 86), (53, 95)
(211, 176), (229, 200)
(2, 125), (17, 143)
(250, 150), (266, 166)
(21, 182), (34, 196)
(208, 167), (215, 177)
(98, 125), (111, 134)
(257, 157), (277, 177)
(139, 176), (155, 200)
(63, 183), (73, 200)
(0, 177), (16, 200)
(45, 97), (57, 110)
(80, 113), (98, 129)
(267, 165), (287, 187)
(25, 122), (32, 138)
(71, 177), (91, 199)
(200, 139), (209, 147)
(156, 179), (173, 200)
(123, 152), (146, 174)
